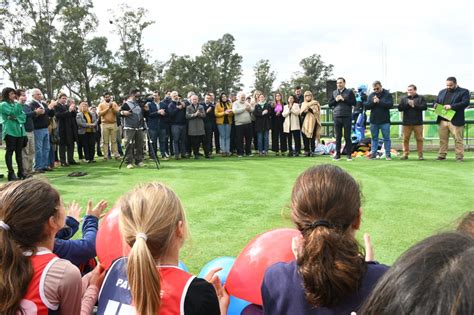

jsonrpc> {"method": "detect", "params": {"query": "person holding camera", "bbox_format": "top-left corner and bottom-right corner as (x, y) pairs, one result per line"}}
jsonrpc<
(98, 92), (120, 160)
(120, 89), (149, 169)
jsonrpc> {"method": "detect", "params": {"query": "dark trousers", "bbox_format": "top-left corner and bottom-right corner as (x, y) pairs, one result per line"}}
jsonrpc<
(5, 135), (24, 174)
(230, 123), (236, 153)
(334, 116), (352, 157)
(59, 143), (75, 164)
(77, 140), (84, 159)
(213, 123), (220, 153)
(236, 123), (253, 156)
(302, 130), (317, 153)
(123, 129), (144, 164)
(252, 121), (258, 151)
(271, 117), (287, 152)
(287, 130), (301, 154)
(204, 122), (214, 154)
(95, 127), (102, 156)
(79, 132), (96, 161)
(167, 125), (174, 155)
(148, 127), (159, 158)
(190, 135), (209, 157)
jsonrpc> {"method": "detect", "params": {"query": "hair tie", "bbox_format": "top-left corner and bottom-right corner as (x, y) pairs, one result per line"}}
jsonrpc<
(0, 220), (10, 231)
(136, 232), (148, 242)
(307, 220), (350, 231)
(309, 220), (332, 229)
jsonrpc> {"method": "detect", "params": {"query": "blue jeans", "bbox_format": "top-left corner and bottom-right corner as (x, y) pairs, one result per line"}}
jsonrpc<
(158, 128), (169, 157)
(370, 123), (391, 156)
(257, 130), (269, 153)
(217, 124), (231, 153)
(171, 125), (186, 157)
(34, 128), (50, 170)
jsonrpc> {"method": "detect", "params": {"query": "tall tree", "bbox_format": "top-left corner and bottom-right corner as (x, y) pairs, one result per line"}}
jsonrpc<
(253, 59), (276, 97)
(291, 54), (334, 103)
(198, 33), (243, 94)
(160, 54), (201, 94)
(111, 4), (155, 94)
(0, 0), (39, 89)
(55, 0), (112, 104)
(17, 0), (67, 98)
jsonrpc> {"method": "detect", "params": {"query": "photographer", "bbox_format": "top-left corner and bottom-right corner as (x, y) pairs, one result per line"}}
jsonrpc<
(120, 89), (149, 169)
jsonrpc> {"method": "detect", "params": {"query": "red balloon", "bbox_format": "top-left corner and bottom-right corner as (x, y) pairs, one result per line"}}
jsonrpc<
(96, 207), (131, 270)
(226, 228), (301, 305)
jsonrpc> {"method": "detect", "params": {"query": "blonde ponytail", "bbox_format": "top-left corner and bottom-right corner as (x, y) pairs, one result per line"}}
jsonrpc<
(119, 182), (186, 315)
(128, 236), (162, 314)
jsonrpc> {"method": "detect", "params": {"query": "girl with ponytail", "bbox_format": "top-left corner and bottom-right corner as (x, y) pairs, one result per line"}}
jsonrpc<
(0, 178), (103, 315)
(97, 182), (229, 315)
(262, 164), (388, 314)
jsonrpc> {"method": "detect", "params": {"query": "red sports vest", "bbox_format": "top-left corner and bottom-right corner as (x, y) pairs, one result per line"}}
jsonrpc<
(20, 251), (59, 315)
(159, 266), (195, 315)
(97, 257), (195, 315)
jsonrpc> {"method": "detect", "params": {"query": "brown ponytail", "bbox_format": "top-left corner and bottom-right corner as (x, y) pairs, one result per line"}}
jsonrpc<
(119, 183), (186, 315)
(292, 165), (366, 307)
(0, 179), (61, 315)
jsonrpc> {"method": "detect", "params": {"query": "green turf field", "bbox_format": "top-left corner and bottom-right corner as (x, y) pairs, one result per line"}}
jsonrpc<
(0, 151), (472, 272)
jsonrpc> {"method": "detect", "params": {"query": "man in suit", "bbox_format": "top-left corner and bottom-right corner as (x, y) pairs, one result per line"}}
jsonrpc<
(328, 77), (356, 161)
(435, 77), (470, 162)
(186, 95), (210, 159)
(54, 93), (78, 166)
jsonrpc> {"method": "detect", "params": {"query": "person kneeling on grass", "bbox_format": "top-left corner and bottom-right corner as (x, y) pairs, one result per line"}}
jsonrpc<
(0, 178), (104, 315)
(360, 231), (473, 315)
(261, 164), (388, 315)
(97, 182), (229, 315)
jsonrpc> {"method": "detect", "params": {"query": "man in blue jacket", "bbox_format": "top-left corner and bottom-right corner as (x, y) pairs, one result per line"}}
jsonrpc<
(435, 77), (470, 162)
(365, 81), (394, 160)
(168, 91), (187, 160)
(145, 91), (161, 160)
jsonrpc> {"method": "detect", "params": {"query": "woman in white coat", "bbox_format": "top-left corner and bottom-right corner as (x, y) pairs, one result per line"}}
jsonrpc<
(283, 95), (301, 157)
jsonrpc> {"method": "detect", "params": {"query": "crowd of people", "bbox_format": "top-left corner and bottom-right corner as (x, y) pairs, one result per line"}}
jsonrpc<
(0, 76), (470, 180)
(0, 165), (472, 314)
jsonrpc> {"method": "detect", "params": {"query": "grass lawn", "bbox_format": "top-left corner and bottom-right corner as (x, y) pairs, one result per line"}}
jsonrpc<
(0, 149), (472, 273)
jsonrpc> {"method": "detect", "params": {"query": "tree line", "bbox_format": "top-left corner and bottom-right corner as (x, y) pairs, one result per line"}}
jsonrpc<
(0, 0), (334, 104)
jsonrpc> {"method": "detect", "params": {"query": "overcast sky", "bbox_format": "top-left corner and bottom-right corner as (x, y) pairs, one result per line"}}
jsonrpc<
(5, 0), (472, 95)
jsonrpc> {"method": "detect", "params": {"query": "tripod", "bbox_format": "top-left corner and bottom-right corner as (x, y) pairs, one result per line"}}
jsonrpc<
(119, 118), (160, 170)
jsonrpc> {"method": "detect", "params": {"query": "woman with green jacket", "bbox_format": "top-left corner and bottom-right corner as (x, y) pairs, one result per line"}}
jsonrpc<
(0, 87), (26, 181)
